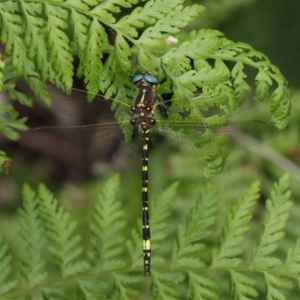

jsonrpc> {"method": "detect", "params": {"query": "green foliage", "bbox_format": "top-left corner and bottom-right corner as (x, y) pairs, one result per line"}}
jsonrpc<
(0, 53), (3, 91)
(0, 173), (298, 299)
(0, 105), (28, 140)
(0, 0), (291, 175)
(0, 236), (16, 295)
(89, 173), (126, 272)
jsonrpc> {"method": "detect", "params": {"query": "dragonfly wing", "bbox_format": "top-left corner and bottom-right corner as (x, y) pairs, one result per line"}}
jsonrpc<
(151, 120), (278, 157)
(218, 120), (279, 150)
(19, 123), (140, 168)
(151, 123), (220, 156)
(18, 80), (132, 122)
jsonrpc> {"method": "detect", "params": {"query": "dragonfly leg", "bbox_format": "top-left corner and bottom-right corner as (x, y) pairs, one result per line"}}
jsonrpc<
(157, 96), (191, 119)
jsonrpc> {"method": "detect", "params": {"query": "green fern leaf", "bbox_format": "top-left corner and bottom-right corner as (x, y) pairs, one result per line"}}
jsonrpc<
(110, 274), (144, 300)
(186, 272), (219, 300)
(82, 19), (107, 98)
(230, 271), (258, 300)
(44, 5), (73, 89)
(43, 285), (65, 300)
(151, 182), (179, 247)
(20, 2), (53, 80)
(77, 279), (109, 300)
(37, 184), (90, 277)
(0, 172), (297, 298)
(151, 271), (185, 300)
(19, 184), (47, 285)
(91, 0), (136, 23)
(264, 273), (293, 300)
(251, 173), (292, 269)
(70, 9), (89, 58)
(212, 181), (260, 268)
(114, 34), (132, 73)
(0, 105), (28, 141)
(0, 237), (16, 295)
(90, 173), (126, 272)
(117, 0), (184, 38)
(150, 182), (180, 270)
(172, 185), (219, 269)
(8, 88), (34, 106)
(0, 1), (27, 74)
(139, 4), (205, 42)
(126, 223), (140, 270)
(284, 238), (300, 274)
(203, 145), (229, 176)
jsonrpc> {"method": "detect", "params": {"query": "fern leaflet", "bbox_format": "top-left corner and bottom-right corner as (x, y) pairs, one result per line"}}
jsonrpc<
(0, 236), (16, 295)
(212, 181), (260, 268)
(38, 184), (90, 277)
(19, 184), (47, 286)
(89, 173), (126, 272)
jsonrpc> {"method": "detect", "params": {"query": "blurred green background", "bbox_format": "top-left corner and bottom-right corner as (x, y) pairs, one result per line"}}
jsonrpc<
(0, 0), (299, 287)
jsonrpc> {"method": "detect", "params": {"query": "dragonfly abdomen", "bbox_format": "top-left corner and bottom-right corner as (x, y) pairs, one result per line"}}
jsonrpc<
(142, 132), (151, 276)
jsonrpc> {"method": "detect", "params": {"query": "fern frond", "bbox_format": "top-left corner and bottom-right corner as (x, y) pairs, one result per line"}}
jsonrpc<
(0, 104), (28, 141)
(43, 285), (66, 300)
(45, 5), (74, 89)
(264, 273), (293, 300)
(137, 4), (205, 67)
(0, 173), (298, 298)
(89, 173), (126, 272)
(151, 271), (185, 299)
(172, 185), (219, 269)
(110, 274), (144, 300)
(212, 181), (260, 268)
(0, 2), (27, 74)
(230, 271), (258, 300)
(150, 182), (177, 270)
(284, 238), (300, 274)
(37, 184), (90, 277)
(19, 184), (47, 285)
(77, 279), (109, 300)
(81, 18), (107, 96)
(251, 173), (292, 269)
(117, 0), (188, 38)
(20, 2), (51, 79)
(186, 272), (219, 300)
(151, 182), (179, 251)
(0, 236), (16, 295)
(126, 227), (142, 270)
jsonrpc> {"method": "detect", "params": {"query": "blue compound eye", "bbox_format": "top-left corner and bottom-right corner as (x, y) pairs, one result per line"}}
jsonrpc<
(132, 73), (158, 84)
(132, 74), (144, 83)
(144, 74), (158, 84)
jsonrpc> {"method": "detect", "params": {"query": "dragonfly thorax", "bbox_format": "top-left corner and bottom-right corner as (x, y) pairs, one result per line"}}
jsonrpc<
(131, 103), (156, 133)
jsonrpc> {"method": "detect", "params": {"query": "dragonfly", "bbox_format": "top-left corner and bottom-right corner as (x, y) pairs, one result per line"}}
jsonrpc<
(18, 70), (278, 276)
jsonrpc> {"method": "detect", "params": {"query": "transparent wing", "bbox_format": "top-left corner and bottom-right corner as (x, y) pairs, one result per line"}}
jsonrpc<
(151, 120), (278, 156)
(20, 122), (141, 168)
(18, 80), (133, 122)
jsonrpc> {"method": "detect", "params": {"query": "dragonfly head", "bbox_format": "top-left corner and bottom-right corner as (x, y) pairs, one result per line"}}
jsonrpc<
(133, 73), (158, 88)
